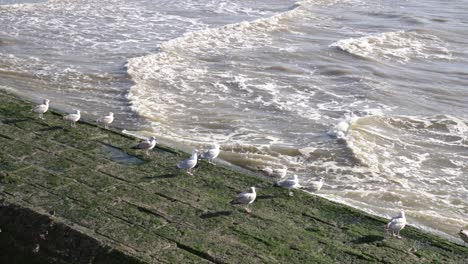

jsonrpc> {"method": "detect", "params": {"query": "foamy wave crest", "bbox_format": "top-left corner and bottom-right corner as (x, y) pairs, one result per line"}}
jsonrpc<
(342, 114), (467, 175)
(127, 1), (303, 78)
(0, 0), (46, 8)
(126, 1), (312, 128)
(330, 31), (453, 63)
(327, 113), (358, 139)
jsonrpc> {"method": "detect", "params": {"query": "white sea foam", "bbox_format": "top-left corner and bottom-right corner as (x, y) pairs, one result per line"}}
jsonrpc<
(330, 31), (453, 63)
(126, 0), (326, 135)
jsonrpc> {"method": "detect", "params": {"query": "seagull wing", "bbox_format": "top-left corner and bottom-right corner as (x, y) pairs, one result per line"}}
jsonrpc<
(273, 168), (287, 178)
(230, 192), (255, 205)
(309, 180), (323, 191)
(64, 114), (79, 122)
(177, 158), (197, 169)
(277, 178), (298, 188)
(459, 230), (468, 243)
(387, 217), (406, 231)
(201, 148), (219, 160)
(33, 104), (47, 113)
(136, 139), (152, 149)
(99, 115), (114, 124)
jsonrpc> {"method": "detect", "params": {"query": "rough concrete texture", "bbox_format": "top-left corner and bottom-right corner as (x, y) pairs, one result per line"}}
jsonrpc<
(0, 91), (467, 263)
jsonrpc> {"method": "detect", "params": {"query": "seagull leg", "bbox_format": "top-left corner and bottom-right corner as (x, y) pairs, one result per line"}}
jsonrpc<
(39, 113), (43, 119)
(244, 206), (251, 214)
(397, 230), (402, 239)
(187, 170), (193, 176)
(385, 229), (390, 236)
(288, 190), (294, 197)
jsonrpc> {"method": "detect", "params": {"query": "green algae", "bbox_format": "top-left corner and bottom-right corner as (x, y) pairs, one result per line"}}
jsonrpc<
(0, 90), (467, 264)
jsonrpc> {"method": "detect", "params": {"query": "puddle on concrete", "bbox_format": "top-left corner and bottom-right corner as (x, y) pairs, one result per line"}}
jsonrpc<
(101, 144), (144, 165)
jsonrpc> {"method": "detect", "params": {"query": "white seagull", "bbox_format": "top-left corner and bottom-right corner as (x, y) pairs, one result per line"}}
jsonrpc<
(200, 143), (220, 164)
(459, 228), (468, 244)
(261, 166), (287, 179)
(133, 136), (157, 154)
(177, 149), (198, 175)
(230, 187), (256, 213)
(63, 110), (81, 127)
(385, 210), (407, 239)
(276, 174), (300, 196)
(308, 176), (324, 192)
(32, 99), (49, 119)
(97, 112), (114, 129)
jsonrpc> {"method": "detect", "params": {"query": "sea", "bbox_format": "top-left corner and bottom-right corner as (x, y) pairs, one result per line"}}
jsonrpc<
(1, 0), (467, 241)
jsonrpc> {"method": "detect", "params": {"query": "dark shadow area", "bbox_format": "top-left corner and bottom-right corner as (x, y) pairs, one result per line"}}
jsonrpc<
(200, 211), (232, 219)
(143, 173), (177, 180)
(101, 144), (144, 165)
(305, 227), (320, 233)
(36, 126), (63, 133)
(2, 118), (29, 124)
(352, 235), (384, 244)
(0, 133), (13, 140)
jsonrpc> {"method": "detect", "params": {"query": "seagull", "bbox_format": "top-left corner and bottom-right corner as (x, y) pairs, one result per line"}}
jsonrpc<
(96, 112), (114, 129)
(133, 136), (157, 154)
(200, 143), (220, 164)
(308, 176), (324, 192)
(385, 210), (406, 239)
(177, 149), (198, 175)
(32, 99), (49, 119)
(459, 228), (468, 244)
(276, 174), (300, 196)
(63, 110), (81, 127)
(230, 187), (256, 213)
(260, 166), (287, 179)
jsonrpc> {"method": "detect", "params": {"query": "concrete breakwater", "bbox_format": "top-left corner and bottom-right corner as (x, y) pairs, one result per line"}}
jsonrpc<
(0, 91), (467, 263)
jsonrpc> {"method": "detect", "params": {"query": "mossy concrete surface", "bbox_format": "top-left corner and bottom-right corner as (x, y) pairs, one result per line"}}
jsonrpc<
(0, 91), (467, 263)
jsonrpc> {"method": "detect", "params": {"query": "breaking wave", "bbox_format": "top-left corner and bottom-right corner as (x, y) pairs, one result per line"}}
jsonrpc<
(330, 31), (453, 63)
(126, 0), (315, 139)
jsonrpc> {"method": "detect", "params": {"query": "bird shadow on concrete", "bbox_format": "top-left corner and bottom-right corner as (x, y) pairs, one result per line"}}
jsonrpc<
(143, 173), (177, 180)
(200, 211), (232, 219)
(352, 235), (384, 244)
